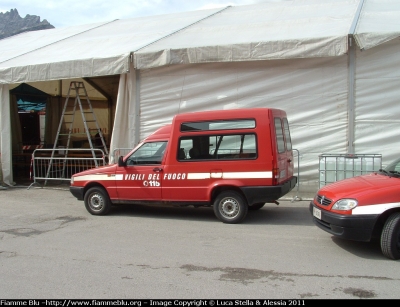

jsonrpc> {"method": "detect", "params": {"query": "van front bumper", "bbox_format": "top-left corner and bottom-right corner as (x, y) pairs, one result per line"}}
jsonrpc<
(240, 176), (297, 204)
(70, 186), (84, 201)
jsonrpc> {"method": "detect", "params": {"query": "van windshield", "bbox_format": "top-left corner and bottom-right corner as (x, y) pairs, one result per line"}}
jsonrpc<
(126, 141), (167, 165)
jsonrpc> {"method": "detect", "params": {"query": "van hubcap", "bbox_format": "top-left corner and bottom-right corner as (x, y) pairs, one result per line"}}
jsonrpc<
(89, 193), (104, 211)
(219, 197), (240, 219)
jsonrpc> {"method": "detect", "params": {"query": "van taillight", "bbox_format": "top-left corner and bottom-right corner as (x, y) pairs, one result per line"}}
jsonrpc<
(272, 167), (280, 184)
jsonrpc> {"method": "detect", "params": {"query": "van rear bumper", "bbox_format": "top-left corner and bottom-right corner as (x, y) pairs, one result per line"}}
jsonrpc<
(240, 176), (297, 205)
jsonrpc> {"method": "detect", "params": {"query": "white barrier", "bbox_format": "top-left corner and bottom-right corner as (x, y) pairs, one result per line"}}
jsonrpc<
(29, 148), (107, 189)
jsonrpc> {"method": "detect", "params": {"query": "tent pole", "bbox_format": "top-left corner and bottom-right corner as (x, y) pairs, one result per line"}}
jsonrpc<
(346, 0), (365, 155)
(347, 35), (356, 155)
(134, 69), (141, 146)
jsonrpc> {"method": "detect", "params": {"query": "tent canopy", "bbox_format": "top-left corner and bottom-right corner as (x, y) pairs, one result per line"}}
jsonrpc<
(1, 0), (400, 84)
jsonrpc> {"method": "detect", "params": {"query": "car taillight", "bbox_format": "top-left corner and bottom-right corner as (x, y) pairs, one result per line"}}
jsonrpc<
(272, 167), (280, 185)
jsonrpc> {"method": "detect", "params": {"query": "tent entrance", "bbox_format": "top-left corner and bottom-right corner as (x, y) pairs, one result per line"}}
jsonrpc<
(10, 84), (49, 181)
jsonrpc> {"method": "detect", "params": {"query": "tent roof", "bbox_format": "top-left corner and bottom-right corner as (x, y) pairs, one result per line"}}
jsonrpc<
(354, 0), (400, 50)
(1, 0), (400, 84)
(135, 0), (359, 69)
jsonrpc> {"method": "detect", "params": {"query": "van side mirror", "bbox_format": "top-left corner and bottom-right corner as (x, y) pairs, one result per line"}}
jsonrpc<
(117, 156), (126, 167)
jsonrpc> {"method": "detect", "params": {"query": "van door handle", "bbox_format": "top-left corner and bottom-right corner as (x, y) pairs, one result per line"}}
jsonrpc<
(153, 167), (163, 172)
(287, 159), (292, 162)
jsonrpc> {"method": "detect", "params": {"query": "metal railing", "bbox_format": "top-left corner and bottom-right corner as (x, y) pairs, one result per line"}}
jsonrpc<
(291, 148), (301, 202)
(26, 146), (303, 202)
(319, 153), (382, 188)
(28, 148), (107, 189)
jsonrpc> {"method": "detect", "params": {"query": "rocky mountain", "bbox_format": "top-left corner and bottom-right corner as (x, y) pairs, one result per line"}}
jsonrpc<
(0, 8), (55, 40)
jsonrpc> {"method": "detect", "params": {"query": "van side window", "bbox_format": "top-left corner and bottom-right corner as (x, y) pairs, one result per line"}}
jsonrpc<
(283, 118), (292, 151)
(181, 119), (255, 131)
(274, 118), (285, 153)
(126, 141), (167, 165)
(178, 134), (257, 161)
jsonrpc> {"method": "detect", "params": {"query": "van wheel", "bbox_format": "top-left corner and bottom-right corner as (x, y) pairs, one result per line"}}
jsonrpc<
(249, 203), (265, 211)
(213, 191), (248, 224)
(381, 212), (400, 260)
(84, 186), (111, 215)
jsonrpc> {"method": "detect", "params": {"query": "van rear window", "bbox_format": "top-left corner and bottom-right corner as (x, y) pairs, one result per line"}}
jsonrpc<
(181, 119), (255, 132)
(283, 118), (292, 151)
(274, 118), (285, 153)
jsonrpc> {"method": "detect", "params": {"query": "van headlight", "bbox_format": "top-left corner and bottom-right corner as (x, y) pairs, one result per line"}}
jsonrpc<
(332, 199), (358, 210)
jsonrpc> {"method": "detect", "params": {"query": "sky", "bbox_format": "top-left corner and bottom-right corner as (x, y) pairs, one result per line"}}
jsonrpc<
(0, 0), (266, 28)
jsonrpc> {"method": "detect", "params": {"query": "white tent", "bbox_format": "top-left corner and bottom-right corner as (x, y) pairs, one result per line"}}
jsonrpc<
(1, 0), (400, 195)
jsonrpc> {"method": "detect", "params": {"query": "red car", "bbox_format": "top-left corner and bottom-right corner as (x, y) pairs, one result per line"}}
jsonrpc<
(310, 158), (400, 260)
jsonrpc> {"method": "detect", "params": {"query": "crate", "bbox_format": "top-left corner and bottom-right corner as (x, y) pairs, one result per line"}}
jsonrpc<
(319, 154), (382, 188)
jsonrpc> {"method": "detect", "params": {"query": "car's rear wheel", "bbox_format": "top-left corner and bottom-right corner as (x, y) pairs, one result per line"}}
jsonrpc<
(213, 191), (248, 224)
(380, 212), (400, 260)
(84, 186), (111, 215)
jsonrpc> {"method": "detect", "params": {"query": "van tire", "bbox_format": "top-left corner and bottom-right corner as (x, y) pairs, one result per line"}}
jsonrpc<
(213, 191), (248, 224)
(249, 203), (265, 210)
(380, 212), (400, 260)
(84, 186), (111, 216)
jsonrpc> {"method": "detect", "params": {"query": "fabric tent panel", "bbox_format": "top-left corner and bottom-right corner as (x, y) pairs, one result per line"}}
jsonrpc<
(1, 0), (400, 82)
(237, 60), (347, 99)
(354, 122), (400, 165)
(355, 39), (400, 122)
(138, 58), (348, 189)
(355, 78), (400, 121)
(109, 68), (137, 163)
(354, 39), (400, 166)
(0, 21), (111, 63)
(0, 56), (129, 84)
(134, 1), (359, 68)
(139, 1), (359, 44)
(355, 38), (400, 80)
(0, 84), (13, 185)
(355, 0), (400, 50)
(290, 120), (348, 191)
(135, 35), (348, 70)
(0, 8), (224, 84)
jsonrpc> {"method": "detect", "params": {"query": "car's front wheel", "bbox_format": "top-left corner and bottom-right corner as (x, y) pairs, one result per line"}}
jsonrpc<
(213, 191), (248, 224)
(84, 186), (111, 215)
(380, 212), (400, 260)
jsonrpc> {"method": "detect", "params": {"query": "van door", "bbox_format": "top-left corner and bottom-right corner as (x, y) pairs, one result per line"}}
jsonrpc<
(282, 117), (294, 178)
(273, 114), (294, 184)
(115, 141), (166, 201)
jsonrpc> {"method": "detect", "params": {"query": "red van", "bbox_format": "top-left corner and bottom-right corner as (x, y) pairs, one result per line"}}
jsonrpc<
(70, 108), (297, 223)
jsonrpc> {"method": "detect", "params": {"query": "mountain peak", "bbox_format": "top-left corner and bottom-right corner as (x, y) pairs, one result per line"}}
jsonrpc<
(0, 8), (55, 40)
